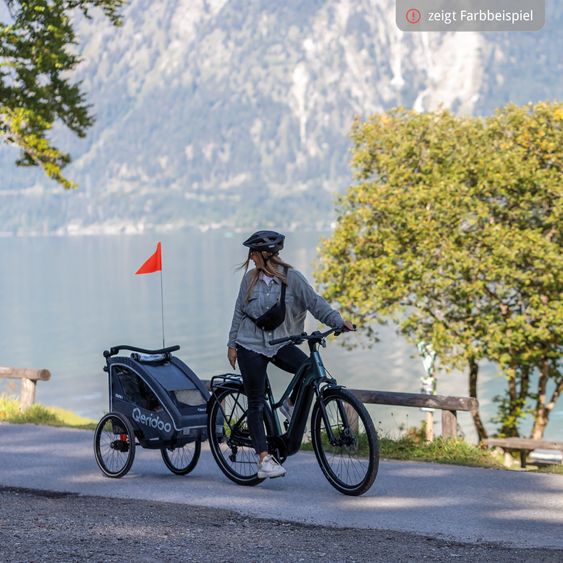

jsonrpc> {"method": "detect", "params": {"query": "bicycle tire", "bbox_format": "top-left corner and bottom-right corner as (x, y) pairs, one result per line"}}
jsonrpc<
(94, 412), (136, 478)
(311, 388), (379, 495)
(161, 440), (201, 475)
(207, 387), (274, 486)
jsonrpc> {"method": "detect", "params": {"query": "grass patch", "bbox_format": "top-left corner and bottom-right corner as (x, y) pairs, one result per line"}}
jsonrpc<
(533, 464), (563, 475)
(0, 395), (96, 430)
(301, 424), (503, 469)
(376, 424), (503, 468)
(378, 435), (502, 468)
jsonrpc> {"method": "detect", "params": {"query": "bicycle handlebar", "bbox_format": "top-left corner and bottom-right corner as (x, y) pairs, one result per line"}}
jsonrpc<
(268, 325), (355, 346)
(103, 344), (180, 358)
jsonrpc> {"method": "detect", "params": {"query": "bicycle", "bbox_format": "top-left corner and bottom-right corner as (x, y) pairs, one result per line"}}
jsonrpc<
(207, 327), (379, 496)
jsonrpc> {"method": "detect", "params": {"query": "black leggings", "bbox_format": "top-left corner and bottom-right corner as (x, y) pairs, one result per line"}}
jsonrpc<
(236, 344), (308, 454)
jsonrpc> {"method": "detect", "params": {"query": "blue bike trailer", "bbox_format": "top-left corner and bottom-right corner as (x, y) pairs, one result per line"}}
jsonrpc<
(104, 345), (209, 448)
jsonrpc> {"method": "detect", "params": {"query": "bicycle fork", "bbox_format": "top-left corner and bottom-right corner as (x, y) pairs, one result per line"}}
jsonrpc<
(315, 386), (355, 447)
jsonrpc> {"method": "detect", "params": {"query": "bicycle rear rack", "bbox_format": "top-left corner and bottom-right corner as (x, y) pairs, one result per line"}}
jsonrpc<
(210, 373), (243, 390)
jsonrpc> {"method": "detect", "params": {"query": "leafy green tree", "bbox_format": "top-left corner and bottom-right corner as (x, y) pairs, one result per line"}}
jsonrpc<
(316, 102), (562, 440)
(0, 0), (125, 188)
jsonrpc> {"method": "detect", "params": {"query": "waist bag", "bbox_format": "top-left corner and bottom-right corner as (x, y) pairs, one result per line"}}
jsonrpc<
(246, 268), (287, 331)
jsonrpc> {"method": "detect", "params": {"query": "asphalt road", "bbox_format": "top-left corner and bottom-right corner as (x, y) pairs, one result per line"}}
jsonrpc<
(0, 423), (561, 550)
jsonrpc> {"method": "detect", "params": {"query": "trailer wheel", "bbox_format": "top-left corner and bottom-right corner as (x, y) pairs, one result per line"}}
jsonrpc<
(94, 412), (136, 478)
(161, 440), (201, 475)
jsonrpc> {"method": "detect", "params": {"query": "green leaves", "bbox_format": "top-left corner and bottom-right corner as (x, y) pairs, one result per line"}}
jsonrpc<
(317, 102), (563, 437)
(0, 0), (125, 188)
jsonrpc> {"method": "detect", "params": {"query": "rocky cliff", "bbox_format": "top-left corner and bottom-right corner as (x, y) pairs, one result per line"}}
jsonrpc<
(0, 0), (560, 234)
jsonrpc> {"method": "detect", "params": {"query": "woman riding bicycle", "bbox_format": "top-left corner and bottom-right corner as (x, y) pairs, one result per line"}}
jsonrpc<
(227, 230), (354, 479)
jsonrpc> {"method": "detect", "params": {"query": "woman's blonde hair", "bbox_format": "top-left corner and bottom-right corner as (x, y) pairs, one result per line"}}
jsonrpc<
(239, 252), (293, 302)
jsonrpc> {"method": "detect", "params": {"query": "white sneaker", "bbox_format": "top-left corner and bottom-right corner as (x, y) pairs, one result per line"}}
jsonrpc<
(257, 455), (286, 479)
(279, 400), (294, 421)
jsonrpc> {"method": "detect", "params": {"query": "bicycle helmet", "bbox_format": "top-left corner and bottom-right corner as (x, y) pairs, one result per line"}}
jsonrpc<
(242, 230), (285, 253)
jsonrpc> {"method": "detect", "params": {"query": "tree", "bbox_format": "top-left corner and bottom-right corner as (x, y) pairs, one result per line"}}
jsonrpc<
(315, 102), (562, 440)
(0, 0), (125, 188)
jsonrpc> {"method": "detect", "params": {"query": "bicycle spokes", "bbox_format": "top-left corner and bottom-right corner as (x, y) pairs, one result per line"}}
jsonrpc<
(217, 391), (258, 474)
(222, 392), (252, 447)
(312, 390), (378, 495)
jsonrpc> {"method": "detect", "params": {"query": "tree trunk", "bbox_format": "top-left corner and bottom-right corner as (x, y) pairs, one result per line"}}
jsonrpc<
(531, 357), (549, 439)
(501, 364), (520, 438)
(518, 365), (530, 406)
(468, 358), (488, 441)
(531, 357), (562, 439)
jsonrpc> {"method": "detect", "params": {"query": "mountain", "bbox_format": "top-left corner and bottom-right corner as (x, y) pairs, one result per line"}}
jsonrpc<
(1, 0), (561, 235)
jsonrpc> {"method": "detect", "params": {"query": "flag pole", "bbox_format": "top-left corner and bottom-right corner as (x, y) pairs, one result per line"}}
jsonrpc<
(135, 241), (165, 348)
(160, 266), (165, 349)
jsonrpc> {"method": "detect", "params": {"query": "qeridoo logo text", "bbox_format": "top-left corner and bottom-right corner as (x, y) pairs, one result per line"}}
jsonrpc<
(132, 408), (172, 433)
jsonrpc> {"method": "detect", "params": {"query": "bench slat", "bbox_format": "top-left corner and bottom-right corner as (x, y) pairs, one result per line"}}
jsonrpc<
(485, 438), (563, 451)
(0, 367), (51, 381)
(349, 389), (478, 413)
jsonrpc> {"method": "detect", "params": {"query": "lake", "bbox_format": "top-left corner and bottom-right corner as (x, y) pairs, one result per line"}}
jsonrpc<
(1, 231), (560, 442)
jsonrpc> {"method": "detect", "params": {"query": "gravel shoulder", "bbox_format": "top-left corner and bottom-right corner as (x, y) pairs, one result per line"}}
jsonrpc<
(1, 486), (562, 563)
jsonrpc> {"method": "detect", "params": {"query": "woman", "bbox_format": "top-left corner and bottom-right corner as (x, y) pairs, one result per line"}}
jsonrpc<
(227, 230), (354, 479)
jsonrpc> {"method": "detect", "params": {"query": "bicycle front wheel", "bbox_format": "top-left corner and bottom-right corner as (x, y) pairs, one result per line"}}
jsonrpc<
(311, 388), (379, 495)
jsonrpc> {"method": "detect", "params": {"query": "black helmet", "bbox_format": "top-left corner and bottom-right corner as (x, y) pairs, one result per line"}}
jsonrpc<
(242, 230), (285, 253)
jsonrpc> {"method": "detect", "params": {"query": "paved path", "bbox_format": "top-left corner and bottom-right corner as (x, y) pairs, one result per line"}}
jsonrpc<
(1, 423), (561, 549)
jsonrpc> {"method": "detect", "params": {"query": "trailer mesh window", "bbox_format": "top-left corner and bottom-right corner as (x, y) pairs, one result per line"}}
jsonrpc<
(114, 366), (161, 412)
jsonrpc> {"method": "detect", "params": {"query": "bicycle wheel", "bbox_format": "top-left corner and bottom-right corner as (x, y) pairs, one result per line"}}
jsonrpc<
(161, 440), (201, 475)
(208, 387), (273, 486)
(311, 388), (379, 495)
(94, 412), (136, 478)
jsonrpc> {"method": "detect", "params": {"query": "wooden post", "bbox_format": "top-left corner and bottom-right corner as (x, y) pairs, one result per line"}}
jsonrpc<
(441, 410), (457, 439)
(344, 403), (359, 435)
(0, 367), (51, 410)
(20, 379), (37, 411)
(425, 411), (434, 442)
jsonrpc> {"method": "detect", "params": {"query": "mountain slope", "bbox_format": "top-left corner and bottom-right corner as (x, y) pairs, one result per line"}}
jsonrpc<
(0, 0), (561, 234)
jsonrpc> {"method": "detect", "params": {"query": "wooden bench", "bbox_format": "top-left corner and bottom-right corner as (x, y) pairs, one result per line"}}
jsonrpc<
(0, 367), (52, 410)
(484, 438), (563, 468)
(349, 389), (478, 439)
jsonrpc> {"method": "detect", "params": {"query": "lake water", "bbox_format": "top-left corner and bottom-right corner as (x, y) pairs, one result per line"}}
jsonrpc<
(1, 231), (560, 442)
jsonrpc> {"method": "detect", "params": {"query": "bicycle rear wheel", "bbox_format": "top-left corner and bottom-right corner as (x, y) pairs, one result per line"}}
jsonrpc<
(207, 387), (273, 486)
(311, 388), (379, 495)
(94, 412), (136, 478)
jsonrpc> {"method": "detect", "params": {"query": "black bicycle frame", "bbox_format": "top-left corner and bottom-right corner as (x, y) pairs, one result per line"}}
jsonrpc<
(211, 330), (352, 457)
(269, 338), (346, 456)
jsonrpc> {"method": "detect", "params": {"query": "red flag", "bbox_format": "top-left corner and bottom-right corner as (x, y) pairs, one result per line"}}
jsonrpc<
(136, 242), (162, 275)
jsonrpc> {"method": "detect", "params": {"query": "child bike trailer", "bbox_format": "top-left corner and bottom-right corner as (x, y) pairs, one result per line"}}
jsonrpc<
(94, 345), (209, 478)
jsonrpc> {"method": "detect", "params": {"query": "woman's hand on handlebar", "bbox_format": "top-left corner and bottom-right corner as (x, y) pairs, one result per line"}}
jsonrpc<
(227, 346), (237, 369)
(342, 319), (356, 332)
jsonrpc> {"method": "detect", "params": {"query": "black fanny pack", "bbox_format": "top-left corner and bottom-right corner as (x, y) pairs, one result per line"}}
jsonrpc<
(246, 269), (287, 331)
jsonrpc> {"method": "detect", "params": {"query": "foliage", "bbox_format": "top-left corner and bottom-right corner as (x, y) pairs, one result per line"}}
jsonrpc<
(0, 0), (125, 188)
(0, 394), (97, 429)
(316, 102), (562, 438)
(378, 435), (502, 468)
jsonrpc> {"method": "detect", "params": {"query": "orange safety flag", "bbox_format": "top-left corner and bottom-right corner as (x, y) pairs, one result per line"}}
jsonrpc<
(135, 242), (162, 275)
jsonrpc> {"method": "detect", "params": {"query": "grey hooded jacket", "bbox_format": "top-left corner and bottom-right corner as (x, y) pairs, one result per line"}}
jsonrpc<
(228, 268), (344, 357)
